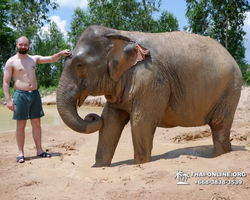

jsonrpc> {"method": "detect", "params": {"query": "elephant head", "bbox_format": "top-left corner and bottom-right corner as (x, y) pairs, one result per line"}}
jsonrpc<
(56, 25), (150, 133)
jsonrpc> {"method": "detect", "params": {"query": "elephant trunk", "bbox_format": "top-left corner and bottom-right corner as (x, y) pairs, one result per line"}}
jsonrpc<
(56, 75), (103, 134)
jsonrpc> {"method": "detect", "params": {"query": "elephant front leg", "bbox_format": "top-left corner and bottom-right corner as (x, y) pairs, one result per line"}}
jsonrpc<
(131, 121), (156, 164)
(130, 96), (167, 164)
(93, 104), (129, 167)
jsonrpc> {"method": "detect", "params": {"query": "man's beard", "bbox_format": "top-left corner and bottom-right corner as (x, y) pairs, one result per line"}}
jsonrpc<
(17, 47), (29, 54)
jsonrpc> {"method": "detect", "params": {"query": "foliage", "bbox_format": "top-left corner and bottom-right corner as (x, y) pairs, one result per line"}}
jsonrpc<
(67, 7), (92, 46)
(2, 0), (250, 87)
(141, 0), (162, 32)
(210, 0), (249, 61)
(68, 0), (179, 48)
(31, 22), (70, 87)
(184, 0), (210, 35)
(244, 69), (250, 85)
(0, 87), (14, 100)
(0, 0), (16, 88)
(9, 0), (59, 39)
(87, 0), (148, 31)
(38, 86), (57, 97)
(0, 0), (16, 69)
(185, 0), (250, 84)
(0, 0), (60, 88)
(155, 11), (179, 32)
(239, 60), (250, 85)
(1, 0), (59, 62)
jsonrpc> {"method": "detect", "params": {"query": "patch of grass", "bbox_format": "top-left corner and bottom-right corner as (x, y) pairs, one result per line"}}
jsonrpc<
(0, 88), (4, 99)
(38, 86), (57, 97)
(0, 87), (14, 101)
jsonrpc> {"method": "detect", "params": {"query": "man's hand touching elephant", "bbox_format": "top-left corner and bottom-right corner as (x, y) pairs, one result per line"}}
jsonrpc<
(61, 49), (72, 57)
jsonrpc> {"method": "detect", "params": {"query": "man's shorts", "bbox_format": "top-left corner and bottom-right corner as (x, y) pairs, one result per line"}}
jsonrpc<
(13, 89), (44, 120)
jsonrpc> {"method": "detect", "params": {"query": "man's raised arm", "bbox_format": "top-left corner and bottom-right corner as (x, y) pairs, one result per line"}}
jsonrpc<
(35, 49), (71, 64)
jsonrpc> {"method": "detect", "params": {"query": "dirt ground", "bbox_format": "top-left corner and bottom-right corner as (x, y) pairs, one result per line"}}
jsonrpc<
(0, 87), (250, 200)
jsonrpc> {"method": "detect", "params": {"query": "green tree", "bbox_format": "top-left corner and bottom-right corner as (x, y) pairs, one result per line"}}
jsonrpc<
(185, 0), (250, 84)
(87, 0), (150, 31)
(185, 0), (250, 60)
(1, 0), (60, 87)
(0, 0), (16, 87)
(32, 22), (70, 87)
(155, 11), (179, 32)
(9, 0), (59, 40)
(1, 0), (60, 64)
(184, 0), (210, 35)
(68, 0), (178, 48)
(209, 0), (249, 56)
(0, 0), (15, 64)
(67, 7), (92, 46)
(141, 0), (162, 32)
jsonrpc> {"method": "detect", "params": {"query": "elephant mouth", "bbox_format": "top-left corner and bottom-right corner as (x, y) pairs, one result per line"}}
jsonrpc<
(78, 92), (87, 107)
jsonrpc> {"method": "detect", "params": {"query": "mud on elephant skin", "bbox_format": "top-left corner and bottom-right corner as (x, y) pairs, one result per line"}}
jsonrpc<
(56, 25), (242, 167)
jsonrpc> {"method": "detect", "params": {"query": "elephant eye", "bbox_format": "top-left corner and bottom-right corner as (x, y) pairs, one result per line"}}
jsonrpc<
(77, 63), (83, 68)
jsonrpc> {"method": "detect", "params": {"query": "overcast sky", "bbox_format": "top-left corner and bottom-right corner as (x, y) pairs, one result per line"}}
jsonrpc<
(46, 0), (250, 62)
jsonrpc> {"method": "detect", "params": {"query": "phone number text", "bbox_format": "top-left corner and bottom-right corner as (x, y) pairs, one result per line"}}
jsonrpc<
(194, 179), (243, 185)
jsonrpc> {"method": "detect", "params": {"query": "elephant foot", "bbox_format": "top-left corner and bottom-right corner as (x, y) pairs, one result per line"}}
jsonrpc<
(92, 162), (111, 168)
(213, 142), (232, 157)
(134, 155), (151, 164)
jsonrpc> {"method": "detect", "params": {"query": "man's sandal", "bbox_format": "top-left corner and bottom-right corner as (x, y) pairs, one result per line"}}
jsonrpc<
(16, 156), (25, 163)
(38, 152), (52, 158)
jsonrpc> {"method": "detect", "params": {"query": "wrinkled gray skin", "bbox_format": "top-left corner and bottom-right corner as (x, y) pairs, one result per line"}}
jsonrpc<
(56, 25), (242, 167)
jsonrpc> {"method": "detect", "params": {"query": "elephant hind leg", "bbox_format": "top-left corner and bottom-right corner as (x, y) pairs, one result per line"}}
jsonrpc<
(208, 86), (240, 156)
(209, 120), (233, 156)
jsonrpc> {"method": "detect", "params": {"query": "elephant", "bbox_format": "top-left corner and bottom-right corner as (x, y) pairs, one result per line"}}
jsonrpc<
(56, 25), (242, 167)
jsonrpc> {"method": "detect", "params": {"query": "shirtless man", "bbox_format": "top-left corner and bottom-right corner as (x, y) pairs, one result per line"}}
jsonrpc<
(3, 36), (71, 163)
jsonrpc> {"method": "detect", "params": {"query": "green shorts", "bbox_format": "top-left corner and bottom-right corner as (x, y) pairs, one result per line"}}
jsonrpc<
(13, 89), (44, 120)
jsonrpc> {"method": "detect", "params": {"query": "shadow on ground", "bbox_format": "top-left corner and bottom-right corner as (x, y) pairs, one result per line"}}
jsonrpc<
(25, 152), (61, 161)
(110, 145), (247, 167)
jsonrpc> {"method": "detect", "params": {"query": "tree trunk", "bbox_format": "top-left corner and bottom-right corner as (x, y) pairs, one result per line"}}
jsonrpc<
(225, 13), (228, 49)
(142, 0), (151, 32)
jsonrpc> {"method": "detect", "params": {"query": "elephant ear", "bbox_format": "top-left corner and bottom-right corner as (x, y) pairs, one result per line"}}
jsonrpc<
(106, 34), (150, 82)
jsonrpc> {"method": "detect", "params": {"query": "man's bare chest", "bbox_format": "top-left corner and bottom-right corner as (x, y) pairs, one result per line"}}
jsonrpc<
(15, 59), (35, 72)
(13, 58), (36, 78)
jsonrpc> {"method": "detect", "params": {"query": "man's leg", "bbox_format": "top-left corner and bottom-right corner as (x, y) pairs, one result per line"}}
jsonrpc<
(30, 118), (51, 157)
(16, 120), (27, 163)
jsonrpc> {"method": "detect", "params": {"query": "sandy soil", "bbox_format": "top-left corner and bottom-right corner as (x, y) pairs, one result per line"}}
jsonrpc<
(0, 87), (250, 200)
